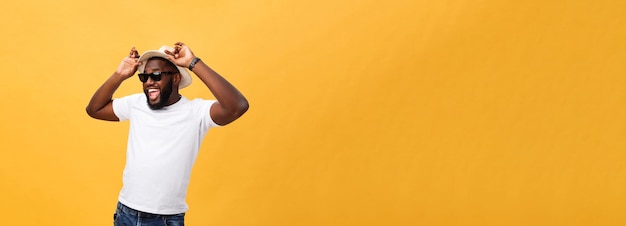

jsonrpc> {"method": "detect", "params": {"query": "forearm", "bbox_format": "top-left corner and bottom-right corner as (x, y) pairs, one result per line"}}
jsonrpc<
(192, 60), (249, 116)
(86, 73), (126, 118)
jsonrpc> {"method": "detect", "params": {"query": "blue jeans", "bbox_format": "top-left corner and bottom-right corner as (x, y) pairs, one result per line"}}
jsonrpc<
(114, 202), (185, 226)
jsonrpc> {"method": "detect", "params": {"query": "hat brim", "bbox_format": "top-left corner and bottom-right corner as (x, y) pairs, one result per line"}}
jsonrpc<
(137, 48), (192, 89)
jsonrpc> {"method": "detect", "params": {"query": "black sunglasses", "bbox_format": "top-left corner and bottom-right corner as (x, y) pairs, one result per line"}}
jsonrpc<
(138, 71), (178, 82)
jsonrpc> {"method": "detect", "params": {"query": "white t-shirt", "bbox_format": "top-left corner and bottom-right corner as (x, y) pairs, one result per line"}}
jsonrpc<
(112, 93), (219, 214)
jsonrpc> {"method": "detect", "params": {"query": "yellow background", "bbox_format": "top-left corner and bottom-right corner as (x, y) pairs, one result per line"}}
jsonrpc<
(1, 0), (625, 225)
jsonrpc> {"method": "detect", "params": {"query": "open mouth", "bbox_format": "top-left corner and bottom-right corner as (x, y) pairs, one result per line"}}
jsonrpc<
(147, 88), (160, 101)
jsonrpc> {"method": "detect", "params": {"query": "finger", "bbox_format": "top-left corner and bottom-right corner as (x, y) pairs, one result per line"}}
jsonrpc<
(165, 55), (176, 62)
(130, 47), (140, 58)
(174, 43), (184, 53)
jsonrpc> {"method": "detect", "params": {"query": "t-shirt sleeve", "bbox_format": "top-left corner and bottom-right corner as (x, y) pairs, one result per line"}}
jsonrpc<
(196, 99), (221, 129)
(112, 94), (139, 121)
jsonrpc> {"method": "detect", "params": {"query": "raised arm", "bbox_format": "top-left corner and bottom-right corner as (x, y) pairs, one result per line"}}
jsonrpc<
(86, 47), (142, 121)
(165, 42), (249, 126)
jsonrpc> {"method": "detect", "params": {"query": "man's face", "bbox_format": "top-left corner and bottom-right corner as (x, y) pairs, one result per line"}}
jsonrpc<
(142, 58), (178, 110)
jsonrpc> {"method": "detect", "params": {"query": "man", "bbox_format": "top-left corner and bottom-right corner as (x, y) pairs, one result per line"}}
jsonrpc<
(86, 42), (249, 225)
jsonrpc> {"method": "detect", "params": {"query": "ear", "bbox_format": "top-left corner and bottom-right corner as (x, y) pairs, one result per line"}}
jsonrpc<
(174, 73), (182, 85)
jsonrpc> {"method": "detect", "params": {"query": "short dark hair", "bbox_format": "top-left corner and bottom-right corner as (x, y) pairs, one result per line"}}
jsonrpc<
(147, 57), (179, 73)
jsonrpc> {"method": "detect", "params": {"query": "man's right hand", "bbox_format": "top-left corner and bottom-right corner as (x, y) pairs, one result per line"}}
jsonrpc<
(115, 47), (142, 79)
(86, 47), (143, 121)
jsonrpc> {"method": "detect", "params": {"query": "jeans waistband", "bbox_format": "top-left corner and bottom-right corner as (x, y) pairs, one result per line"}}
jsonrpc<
(116, 202), (181, 219)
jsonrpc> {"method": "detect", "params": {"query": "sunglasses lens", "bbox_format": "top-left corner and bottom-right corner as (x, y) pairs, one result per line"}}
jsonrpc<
(138, 74), (148, 82)
(151, 74), (161, 81)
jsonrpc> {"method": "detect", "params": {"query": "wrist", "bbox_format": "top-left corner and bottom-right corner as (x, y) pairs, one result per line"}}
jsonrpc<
(113, 72), (130, 80)
(110, 72), (130, 84)
(189, 57), (201, 71)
